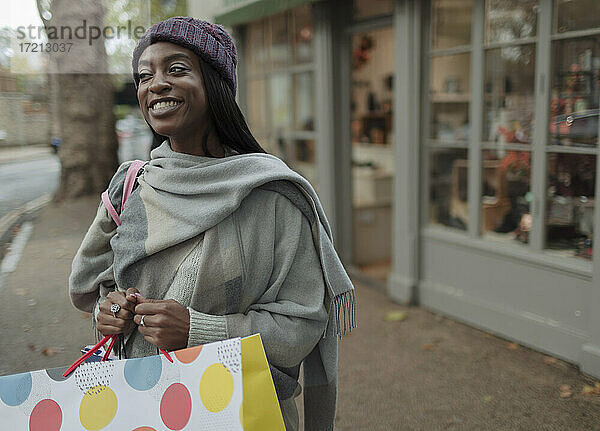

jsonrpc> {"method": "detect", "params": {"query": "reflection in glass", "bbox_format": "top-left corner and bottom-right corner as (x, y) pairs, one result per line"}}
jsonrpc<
(481, 150), (531, 243)
(294, 72), (315, 131)
(353, 0), (394, 20)
(485, 0), (538, 43)
(270, 12), (290, 67)
(269, 74), (291, 131)
(429, 148), (469, 230)
(550, 36), (600, 147)
(484, 45), (535, 144)
(430, 54), (470, 142)
(292, 4), (313, 64)
(546, 153), (596, 259)
(431, 0), (473, 50)
(555, 0), (600, 34)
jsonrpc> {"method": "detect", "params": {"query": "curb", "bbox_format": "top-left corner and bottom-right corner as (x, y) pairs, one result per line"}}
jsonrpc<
(0, 193), (53, 254)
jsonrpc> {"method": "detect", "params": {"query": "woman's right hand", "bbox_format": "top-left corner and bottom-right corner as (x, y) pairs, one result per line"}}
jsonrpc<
(96, 288), (140, 336)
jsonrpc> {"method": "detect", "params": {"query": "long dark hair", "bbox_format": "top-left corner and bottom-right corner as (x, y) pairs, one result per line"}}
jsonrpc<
(149, 57), (267, 156)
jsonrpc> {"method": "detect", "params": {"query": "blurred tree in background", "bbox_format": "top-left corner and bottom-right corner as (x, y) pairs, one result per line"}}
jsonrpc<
(35, 0), (186, 200)
(36, 0), (118, 200)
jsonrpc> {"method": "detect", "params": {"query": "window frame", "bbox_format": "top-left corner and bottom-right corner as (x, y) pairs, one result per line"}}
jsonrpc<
(423, 0), (600, 267)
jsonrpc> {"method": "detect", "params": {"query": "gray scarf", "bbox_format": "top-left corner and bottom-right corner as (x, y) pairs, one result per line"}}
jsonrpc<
(109, 140), (356, 429)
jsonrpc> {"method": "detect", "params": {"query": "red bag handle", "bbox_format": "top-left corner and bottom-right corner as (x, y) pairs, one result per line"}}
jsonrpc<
(64, 161), (174, 377)
(63, 335), (117, 377)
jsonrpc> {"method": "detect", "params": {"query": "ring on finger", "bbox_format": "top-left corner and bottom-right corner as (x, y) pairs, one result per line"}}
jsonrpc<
(110, 303), (121, 318)
(140, 315), (146, 327)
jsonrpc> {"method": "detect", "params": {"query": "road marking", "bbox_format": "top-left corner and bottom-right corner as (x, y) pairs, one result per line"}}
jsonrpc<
(0, 222), (34, 294)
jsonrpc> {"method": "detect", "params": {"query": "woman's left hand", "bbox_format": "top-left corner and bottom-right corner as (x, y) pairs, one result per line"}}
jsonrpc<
(133, 298), (190, 351)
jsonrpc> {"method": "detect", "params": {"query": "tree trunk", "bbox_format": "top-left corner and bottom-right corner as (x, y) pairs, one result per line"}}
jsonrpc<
(38, 0), (119, 201)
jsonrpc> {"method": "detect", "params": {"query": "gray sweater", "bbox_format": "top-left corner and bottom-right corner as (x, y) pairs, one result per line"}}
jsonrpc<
(69, 141), (356, 430)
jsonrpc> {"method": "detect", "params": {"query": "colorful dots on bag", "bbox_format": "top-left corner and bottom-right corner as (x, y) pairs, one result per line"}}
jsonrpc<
(79, 385), (118, 430)
(160, 383), (192, 430)
(0, 372), (32, 406)
(174, 345), (202, 364)
(29, 399), (62, 431)
(200, 363), (233, 413)
(46, 366), (71, 382)
(124, 355), (162, 391)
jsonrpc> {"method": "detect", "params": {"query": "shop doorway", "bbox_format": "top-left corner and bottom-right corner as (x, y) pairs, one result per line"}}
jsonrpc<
(349, 26), (395, 283)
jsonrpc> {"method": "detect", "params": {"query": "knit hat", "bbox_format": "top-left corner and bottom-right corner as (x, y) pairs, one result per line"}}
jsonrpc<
(132, 17), (237, 95)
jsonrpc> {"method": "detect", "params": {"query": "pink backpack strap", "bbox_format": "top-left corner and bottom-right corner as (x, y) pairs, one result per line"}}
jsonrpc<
(102, 190), (122, 226)
(122, 160), (148, 209)
(102, 160), (148, 226)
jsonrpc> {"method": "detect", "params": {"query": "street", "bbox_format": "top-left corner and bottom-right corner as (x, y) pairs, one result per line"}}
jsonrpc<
(0, 156), (60, 220)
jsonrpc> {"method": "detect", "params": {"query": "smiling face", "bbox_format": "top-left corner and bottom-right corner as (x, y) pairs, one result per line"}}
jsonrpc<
(136, 42), (210, 143)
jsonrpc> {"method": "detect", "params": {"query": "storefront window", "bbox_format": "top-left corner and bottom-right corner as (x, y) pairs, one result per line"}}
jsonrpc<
(546, 153), (596, 259)
(481, 150), (532, 242)
(429, 149), (469, 230)
(430, 53), (471, 143)
(294, 72), (314, 131)
(270, 12), (291, 67)
(269, 74), (291, 132)
(485, 0), (538, 44)
(547, 0), (599, 260)
(353, 0), (394, 20)
(484, 45), (536, 144)
(247, 79), (267, 139)
(352, 29), (394, 146)
(555, 0), (600, 34)
(247, 20), (268, 74)
(351, 27), (394, 281)
(549, 36), (600, 148)
(292, 4), (313, 64)
(431, 0), (473, 50)
(243, 6), (317, 183)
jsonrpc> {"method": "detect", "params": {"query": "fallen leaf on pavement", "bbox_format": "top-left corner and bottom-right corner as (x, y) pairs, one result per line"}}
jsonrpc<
(506, 342), (519, 350)
(582, 383), (600, 396)
(482, 395), (493, 403)
(422, 343), (435, 350)
(41, 347), (56, 356)
(559, 384), (572, 398)
(384, 310), (407, 322)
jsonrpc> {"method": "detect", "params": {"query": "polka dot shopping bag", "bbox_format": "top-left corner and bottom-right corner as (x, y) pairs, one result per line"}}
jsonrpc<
(0, 337), (262, 430)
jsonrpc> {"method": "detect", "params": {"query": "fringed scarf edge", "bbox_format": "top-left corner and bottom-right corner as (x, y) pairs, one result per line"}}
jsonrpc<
(329, 289), (357, 340)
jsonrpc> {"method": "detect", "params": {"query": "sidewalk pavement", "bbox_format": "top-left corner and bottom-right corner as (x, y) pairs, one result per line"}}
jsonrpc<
(0, 196), (599, 430)
(0, 145), (53, 165)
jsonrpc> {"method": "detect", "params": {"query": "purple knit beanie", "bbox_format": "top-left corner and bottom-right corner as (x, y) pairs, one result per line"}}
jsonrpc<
(132, 17), (237, 95)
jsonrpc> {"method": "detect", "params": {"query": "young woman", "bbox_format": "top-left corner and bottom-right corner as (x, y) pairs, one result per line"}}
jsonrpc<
(68, 17), (355, 431)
